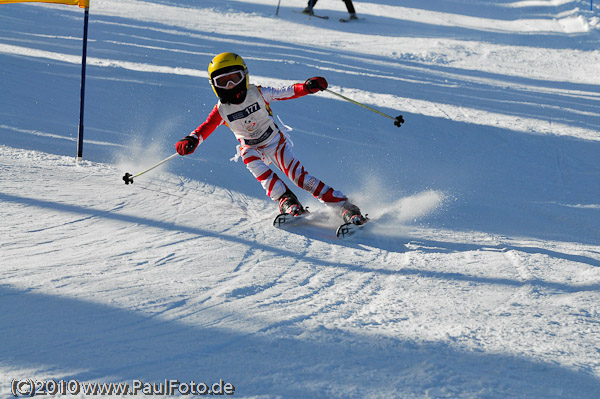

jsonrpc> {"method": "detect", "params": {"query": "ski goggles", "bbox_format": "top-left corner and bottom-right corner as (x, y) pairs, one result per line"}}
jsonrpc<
(212, 70), (245, 89)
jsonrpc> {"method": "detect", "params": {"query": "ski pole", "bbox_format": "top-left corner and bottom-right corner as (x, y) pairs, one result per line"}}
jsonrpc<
(276, 0), (281, 16)
(122, 152), (179, 185)
(325, 88), (404, 127)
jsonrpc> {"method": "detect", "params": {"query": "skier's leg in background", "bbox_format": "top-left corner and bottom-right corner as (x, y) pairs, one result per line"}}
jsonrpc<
(343, 0), (356, 14)
(303, 0), (318, 13)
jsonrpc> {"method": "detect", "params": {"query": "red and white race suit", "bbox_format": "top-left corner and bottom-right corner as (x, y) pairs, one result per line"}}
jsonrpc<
(190, 83), (347, 206)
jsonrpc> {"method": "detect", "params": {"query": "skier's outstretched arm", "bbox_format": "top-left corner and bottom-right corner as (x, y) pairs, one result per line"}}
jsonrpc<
(260, 77), (328, 102)
(176, 105), (224, 155)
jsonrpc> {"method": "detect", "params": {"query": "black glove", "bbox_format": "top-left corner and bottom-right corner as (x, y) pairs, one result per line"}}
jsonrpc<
(394, 115), (404, 127)
(176, 135), (199, 155)
(304, 76), (328, 93)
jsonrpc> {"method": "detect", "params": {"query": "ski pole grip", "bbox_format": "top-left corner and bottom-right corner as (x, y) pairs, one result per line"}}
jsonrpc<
(394, 115), (405, 127)
(123, 172), (134, 185)
(122, 152), (179, 185)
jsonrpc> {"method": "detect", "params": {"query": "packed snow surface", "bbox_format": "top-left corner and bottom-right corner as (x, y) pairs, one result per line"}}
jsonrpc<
(1, 0), (599, 398)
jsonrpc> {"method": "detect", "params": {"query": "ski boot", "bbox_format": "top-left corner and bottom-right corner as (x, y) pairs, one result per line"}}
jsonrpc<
(301, 7), (314, 15)
(278, 189), (306, 217)
(341, 201), (368, 225)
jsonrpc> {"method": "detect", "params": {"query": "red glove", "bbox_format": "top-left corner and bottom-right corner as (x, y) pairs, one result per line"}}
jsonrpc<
(176, 135), (199, 155)
(304, 77), (328, 93)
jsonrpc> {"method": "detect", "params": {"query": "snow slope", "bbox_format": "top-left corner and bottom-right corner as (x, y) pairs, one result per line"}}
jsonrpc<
(1, 0), (600, 397)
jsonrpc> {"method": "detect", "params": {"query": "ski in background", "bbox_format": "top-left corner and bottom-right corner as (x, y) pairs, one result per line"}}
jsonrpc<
(340, 16), (365, 22)
(293, 10), (329, 19)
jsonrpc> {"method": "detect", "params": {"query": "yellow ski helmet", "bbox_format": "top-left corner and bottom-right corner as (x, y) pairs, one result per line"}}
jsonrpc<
(208, 52), (249, 104)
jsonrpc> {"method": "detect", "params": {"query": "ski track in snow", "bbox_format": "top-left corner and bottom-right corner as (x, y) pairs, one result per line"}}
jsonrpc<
(1, 1), (600, 398)
(1, 147), (599, 398)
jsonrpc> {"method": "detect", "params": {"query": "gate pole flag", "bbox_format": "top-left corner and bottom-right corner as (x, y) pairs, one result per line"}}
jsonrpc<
(0, 0), (91, 161)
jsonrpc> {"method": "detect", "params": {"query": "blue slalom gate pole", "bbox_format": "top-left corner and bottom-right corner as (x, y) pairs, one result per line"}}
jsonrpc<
(77, 6), (89, 162)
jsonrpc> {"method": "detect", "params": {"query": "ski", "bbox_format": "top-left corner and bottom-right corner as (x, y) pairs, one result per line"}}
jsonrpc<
(273, 211), (309, 228)
(293, 10), (329, 19)
(339, 17), (366, 22)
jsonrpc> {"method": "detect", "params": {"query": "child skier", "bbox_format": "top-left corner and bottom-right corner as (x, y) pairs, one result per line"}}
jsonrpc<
(175, 52), (367, 225)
